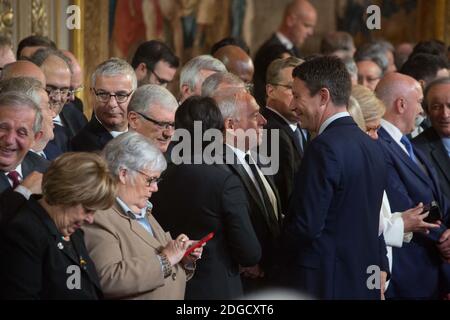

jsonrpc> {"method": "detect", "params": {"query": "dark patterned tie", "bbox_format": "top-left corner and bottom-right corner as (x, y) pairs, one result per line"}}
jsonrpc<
(7, 170), (20, 189)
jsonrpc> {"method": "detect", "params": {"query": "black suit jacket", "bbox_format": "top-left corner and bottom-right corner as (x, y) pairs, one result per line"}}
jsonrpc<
(71, 116), (113, 152)
(221, 146), (282, 290)
(413, 127), (450, 204)
(61, 102), (88, 138)
(257, 33), (300, 58)
(151, 158), (261, 300)
(0, 196), (102, 299)
(0, 152), (50, 225)
(262, 108), (303, 214)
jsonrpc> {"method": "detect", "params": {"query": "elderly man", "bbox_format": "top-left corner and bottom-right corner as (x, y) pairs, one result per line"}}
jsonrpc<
(127, 84), (178, 154)
(283, 56), (388, 299)
(213, 45), (254, 86)
(179, 55), (226, 103)
(0, 92), (47, 225)
(131, 40), (179, 88)
(262, 56), (304, 215)
(72, 58), (136, 152)
(211, 87), (282, 293)
(0, 77), (55, 160)
(1, 60), (46, 86)
(375, 72), (450, 299)
(201, 72), (245, 97)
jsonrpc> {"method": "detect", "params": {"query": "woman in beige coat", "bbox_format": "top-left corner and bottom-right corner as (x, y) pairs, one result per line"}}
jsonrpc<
(83, 132), (202, 299)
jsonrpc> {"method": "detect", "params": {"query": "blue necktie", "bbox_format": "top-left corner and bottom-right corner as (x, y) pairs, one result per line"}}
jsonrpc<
(400, 135), (418, 164)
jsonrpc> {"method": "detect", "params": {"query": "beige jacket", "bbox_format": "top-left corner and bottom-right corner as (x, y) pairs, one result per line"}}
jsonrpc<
(83, 204), (189, 300)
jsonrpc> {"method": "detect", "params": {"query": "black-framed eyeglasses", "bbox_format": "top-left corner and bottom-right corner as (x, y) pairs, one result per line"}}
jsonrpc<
(93, 88), (133, 103)
(135, 111), (175, 130)
(135, 170), (162, 187)
(45, 85), (71, 98)
(150, 68), (171, 86)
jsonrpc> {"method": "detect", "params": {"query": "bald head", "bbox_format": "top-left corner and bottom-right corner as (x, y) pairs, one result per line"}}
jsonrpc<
(213, 45), (254, 84)
(375, 72), (423, 134)
(62, 50), (83, 89)
(1, 60), (46, 86)
(280, 0), (317, 47)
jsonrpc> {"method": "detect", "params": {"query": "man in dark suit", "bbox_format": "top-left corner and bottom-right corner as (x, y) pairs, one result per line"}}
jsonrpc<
(212, 87), (282, 292)
(0, 92), (48, 225)
(413, 78), (450, 202)
(375, 72), (450, 299)
(253, 0), (316, 108)
(283, 56), (388, 299)
(72, 58), (137, 152)
(262, 56), (305, 214)
(152, 96), (261, 299)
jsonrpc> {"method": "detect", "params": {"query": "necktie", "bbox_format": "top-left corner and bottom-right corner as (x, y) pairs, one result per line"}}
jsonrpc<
(400, 135), (418, 164)
(7, 170), (21, 189)
(244, 154), (280, 235)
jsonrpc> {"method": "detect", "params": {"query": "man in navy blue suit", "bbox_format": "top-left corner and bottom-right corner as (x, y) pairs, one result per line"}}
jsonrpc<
(375, 72), (450, 299)
(282, 56), (388, 299)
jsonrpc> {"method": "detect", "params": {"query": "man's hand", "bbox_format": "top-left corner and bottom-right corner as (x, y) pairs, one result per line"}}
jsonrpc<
(20, 171), (43, 194)
(402, 203), (440, 233)
(437, 229), (450, 262)
(380, 271), (387, 300)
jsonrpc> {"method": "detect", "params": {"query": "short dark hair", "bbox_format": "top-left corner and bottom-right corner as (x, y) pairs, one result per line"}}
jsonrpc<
(292, 56), (351, 106)
(17, 35), (57, 59)
(176, 96), (224, 133)
(28, 48), (72, 73)
(210, 37), (250, 56)
(422, 77), (450, 112)
(411, 40), (447, 62)
(131, 40), (179, 70)
(400, 53), (448, 84)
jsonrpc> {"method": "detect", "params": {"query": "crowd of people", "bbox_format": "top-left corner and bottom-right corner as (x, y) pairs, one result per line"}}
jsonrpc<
(0, 0), (449, 300)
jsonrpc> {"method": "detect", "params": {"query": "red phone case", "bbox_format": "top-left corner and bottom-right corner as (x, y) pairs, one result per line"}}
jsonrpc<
(184, 232), (214, 257)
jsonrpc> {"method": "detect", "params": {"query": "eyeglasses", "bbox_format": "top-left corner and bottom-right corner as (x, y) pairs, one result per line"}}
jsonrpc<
(93, 89), (133, 103)
(150, 68), (171, 86)
(270, 83), (293, 91)
(135, 170), (162, 187)
(69, 86), (84, 95)
(45, 85), (71, 98)
(135, 111), (175, 130)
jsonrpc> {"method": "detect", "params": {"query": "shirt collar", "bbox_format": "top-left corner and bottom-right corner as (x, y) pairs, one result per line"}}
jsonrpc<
(116, 197), (152, 219)
(441, 137), (450, 157)
(276, 32), (294, 50)
(318, 112), (350, 135)
(380, 119), (404, 144)
(226, 143), (247, 165)
(266, 106), (297, 131)
(94, 114), (128, 137)
(53, 114), (63, 127)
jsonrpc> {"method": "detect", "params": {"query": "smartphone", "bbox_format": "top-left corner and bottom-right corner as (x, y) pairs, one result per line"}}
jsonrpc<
(184, 232), (214, 257)
(422, 201), (442, 223)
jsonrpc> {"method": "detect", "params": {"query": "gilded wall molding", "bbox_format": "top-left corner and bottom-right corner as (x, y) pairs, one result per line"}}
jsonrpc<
(31, 0), (48, 36)
(0, 0), (14, 38)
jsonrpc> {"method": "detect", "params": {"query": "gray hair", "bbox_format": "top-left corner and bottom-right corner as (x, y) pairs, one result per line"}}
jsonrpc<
(266, 56), (304, 84)
(128, 84), (178, 115)
(202, 71), (244, 97)
(103, 131), (167, 182)
(354, 42), (389, 75)
(342, 57), (358, 79)
(0, 76), (44, 107)
(180, 55), (226, 92)
(91, 58), (137, 90)
(29, 48), (73, 74)
(0, 91), (42, 133)
(212, 87), (247, 120)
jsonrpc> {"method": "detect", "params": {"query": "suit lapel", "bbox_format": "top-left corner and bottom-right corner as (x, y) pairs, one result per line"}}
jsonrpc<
(90, 117), (113, 149)
(429, 136), (450, 185)
(379, 128), (433, 187)
(0, 172), (10, 192)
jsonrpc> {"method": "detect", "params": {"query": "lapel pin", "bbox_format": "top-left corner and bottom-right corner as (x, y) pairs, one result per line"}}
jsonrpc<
(57, 242), (64, 250)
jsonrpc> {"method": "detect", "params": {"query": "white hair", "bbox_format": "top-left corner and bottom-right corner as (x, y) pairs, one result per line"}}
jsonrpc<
(201, 71), (244, 97)
(103, 131), (167, 181)
(91, 58), (137, 90)
(212, 87), (247, 120)
(0, 91), (42, 133)
(127, 84), (178, 115)
(180, 55), (226, 92)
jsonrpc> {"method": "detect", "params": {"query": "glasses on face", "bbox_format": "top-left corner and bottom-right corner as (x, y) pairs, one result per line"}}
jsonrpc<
(45, 85), (71, 98)
(150, 68), (170, 86)
(69, 86), (84, 95)
(93, 88), (133, 103)
(270, 83), (293, 91)
(135, 111), (175, 130)
(135, 170), (162, 187)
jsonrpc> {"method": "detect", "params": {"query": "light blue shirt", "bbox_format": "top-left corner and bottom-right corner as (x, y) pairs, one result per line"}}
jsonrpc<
(442, 137), (450, 158)
(318, 112), (350, 135)
(116, 197), (154, 236)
